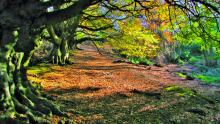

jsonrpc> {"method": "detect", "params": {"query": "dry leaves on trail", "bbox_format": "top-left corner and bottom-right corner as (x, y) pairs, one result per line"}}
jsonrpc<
(28, 48), (198, 99)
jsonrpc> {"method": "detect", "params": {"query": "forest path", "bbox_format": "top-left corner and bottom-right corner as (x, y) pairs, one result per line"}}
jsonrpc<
(35, 47), (186, 95)
(28, 45), (220, 123)
(33, 45), (219, 95)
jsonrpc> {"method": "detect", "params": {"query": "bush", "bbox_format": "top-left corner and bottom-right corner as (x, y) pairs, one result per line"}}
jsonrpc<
(128, 57), (154, 66)
(188, 56), (201, 64)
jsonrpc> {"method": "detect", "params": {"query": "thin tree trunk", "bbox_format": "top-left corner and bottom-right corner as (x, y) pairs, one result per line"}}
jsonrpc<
(203, 47), (217, 67)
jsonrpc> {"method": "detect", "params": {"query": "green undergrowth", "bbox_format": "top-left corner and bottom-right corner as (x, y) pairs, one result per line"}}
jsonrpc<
(50, 85), (220, 123)
(128, 57), (154, 66)
(188, 56), (203, 65)
(176, 55), (220, 87)
(194, 75), (220, 85)
(187, 71), (220, 86)
(190, 64), (220, 86)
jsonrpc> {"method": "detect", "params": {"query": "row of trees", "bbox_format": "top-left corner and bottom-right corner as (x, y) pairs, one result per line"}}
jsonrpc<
(0, 0), (219, 123)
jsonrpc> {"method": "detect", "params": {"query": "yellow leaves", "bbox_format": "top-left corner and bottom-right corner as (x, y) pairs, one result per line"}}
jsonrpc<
(120, 44), (147, 58)
(119, 19), (142, 33)
(108, 18), (160, 58)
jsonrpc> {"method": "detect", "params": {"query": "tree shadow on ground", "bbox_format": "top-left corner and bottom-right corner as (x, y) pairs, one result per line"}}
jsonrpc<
(45, 86), (220, 124)
(48, 86), (102, 95)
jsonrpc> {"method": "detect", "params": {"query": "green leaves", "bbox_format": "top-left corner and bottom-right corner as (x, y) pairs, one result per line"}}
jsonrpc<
(193, 22), (199, 28)
(108, 18), (159, 59)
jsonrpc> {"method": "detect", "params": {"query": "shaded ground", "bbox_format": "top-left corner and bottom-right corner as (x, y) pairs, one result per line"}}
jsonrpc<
(28, 45), (220, 123)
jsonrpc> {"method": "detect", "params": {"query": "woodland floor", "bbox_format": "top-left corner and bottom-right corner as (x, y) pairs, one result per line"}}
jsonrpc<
(27, 45), (220, 124)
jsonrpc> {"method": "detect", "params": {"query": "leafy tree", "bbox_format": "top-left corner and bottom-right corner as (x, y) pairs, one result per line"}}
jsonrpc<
(108, 18), (160, 58)
(170, 1), (220, 66)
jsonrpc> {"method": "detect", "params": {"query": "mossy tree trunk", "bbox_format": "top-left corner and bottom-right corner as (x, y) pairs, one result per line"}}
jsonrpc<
(60, 39), (70, 65)
(47, 26), (70, 65)
(0, 27), (65, 123)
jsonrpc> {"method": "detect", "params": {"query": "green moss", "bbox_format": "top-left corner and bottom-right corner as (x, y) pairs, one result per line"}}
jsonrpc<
(27, 64), (52, 75)
(165, 86), (195, 97)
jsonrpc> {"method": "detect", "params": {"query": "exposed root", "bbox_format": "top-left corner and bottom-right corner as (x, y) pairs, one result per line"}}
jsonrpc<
(13, 98), (50, 123)
(23, 83), (66, 116)
(0, 80), (67, 123)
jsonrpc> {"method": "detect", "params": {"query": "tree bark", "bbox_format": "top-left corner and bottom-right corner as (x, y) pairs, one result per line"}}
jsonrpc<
(47, 26), (70, 65)
(50, 40), (70, 65)
(0, 28), (65, 123)
(60, 39), (70, 65)
(154, 30), (169, 65)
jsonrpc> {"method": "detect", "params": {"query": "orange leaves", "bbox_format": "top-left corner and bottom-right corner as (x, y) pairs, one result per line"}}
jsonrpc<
(163, 31), (173, 43)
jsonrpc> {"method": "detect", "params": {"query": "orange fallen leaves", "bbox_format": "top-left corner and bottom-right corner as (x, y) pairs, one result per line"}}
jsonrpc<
(28, 48), (190, 99)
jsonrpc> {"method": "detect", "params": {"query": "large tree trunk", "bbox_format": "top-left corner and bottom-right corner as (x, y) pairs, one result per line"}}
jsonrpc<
(50, 40), (70, 65)
(47, 26), (70, 65)
(0, 28), (65, 123)
(60, 40), (70, 65)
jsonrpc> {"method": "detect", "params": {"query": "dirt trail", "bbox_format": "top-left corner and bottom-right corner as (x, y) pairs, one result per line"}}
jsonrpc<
(31, 45), (220, 97)
(33, 48), (185, 95)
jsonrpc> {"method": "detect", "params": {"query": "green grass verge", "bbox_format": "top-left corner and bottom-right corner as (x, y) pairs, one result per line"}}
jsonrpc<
(194, 75), (220, 84)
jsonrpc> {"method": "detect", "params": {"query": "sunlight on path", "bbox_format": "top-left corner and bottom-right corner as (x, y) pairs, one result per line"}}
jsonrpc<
(28, 46), (204, 98)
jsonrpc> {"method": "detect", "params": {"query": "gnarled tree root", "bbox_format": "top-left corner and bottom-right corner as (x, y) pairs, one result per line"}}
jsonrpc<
(0, 80), (67, 123)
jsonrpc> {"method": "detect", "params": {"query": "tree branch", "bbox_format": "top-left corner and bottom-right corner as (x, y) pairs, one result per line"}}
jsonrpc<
(34, 0), (100, 26)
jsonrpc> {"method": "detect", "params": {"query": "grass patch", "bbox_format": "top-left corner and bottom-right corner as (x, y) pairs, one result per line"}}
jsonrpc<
(187, 56), (220, 86)
(176, 72), (187, 78)
(27, 63), (53, 83)
(189, 67), (220, 86)
(27, 63), (52, 75)
(165, 85), (195, 97)
(194, 75), (220, 84)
